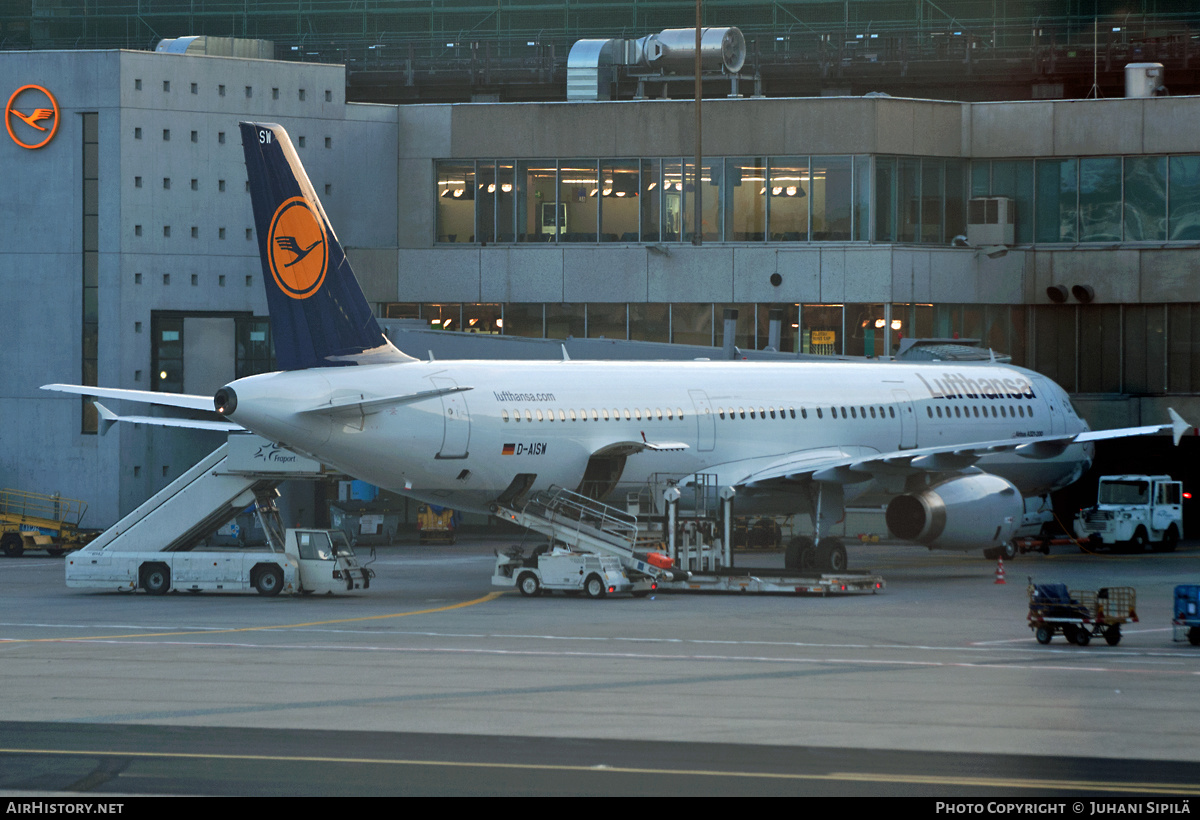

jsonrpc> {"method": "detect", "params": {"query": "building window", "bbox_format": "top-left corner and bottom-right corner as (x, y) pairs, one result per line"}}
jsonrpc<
(163, 178), (170, 189)
(190, 130), (198, 143)
(191, 179), (198, 190)
(236, 318), (275, 377)
(272, 87), (279, 100)
(190, 82), (198, 94)
(163, 80), (170, 92)
(151, 316), (184, 393)
(325, 89), (332, 101)
(218, 132), (225, 144)
(299, 89), (306, 101)
(245, 86), (252, 98)
(134, 127), (141, 139)
(162, 129), (170, 141)
(134, 79), (142, 90)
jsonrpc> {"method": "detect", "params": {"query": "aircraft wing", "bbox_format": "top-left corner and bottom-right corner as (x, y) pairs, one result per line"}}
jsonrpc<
(736, 409), (1192, 493)
(42, 383), (215, 412)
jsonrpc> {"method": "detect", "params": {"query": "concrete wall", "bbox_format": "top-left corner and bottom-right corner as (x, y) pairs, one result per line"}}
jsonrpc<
(0, 50), (398, 526)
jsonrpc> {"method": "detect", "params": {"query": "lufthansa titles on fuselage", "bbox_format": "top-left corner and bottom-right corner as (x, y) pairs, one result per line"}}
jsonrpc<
(917, 372), (1036, 402)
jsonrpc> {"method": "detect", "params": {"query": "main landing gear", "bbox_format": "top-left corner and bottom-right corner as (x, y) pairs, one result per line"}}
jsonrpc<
(784, 535), (848, 573)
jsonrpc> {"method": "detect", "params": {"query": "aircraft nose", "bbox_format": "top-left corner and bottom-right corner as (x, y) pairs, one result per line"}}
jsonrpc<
(214, 386), (238, 416)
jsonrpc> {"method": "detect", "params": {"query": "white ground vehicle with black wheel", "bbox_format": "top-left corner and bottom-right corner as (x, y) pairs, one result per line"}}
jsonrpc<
(492, 545), (653, 598)
(66, 528), (372, 596)
(1074, 475), (1183, 553)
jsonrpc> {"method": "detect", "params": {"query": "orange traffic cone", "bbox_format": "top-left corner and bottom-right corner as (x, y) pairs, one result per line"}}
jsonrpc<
(994, 557), (1006, 584)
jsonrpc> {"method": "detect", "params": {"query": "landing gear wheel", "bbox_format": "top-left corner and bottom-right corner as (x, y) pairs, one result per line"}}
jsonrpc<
(254, 565), (284, 596)
(584, 574), (606, 599)
(1001, 541), (1018, 560)
(141, 564), (170, 595)
(1074, 628), (1091, 647)
(517, 572), (541, 597)
(1104, 626), (1122, 646)
(784, 536), (813, 571)
(815, 539), (847, 573)
(2, 534), (24, 558)
(1035, 626), (1053, 644)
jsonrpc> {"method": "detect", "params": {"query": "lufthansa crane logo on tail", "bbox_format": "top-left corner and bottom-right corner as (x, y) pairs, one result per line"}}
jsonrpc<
(267, 196), (327, 299)
(5, 85), (59, 150)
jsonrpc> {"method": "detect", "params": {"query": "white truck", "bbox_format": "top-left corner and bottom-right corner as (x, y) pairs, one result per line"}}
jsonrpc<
(492, 545), (654, 598)
(1074, 474), (1183, 553)
(66, 528), (373, 595)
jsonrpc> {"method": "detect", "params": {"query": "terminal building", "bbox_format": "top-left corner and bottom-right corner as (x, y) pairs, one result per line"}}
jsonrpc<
(3, 33), (1200, 528)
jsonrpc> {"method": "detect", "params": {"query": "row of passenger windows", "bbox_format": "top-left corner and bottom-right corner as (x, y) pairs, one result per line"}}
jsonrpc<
(502, 408), (686, 423)
(928, 403), (1031, 419)
(499, 402), (1035, 424)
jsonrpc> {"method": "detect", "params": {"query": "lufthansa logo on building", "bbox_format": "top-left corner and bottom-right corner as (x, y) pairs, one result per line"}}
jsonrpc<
(267, 196), (328, 300)
(5, 85), (59, 150)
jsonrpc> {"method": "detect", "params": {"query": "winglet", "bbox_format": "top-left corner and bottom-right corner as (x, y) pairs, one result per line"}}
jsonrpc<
(561, 344), (571, 362)
(1169, 407), (1192, 446)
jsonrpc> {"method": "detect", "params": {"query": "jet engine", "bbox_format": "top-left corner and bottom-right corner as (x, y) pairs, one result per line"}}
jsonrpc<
(885, 473), (1024, 550)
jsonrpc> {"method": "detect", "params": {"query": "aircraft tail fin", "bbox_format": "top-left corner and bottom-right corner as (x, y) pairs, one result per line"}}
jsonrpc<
(239, 121), (414, 370)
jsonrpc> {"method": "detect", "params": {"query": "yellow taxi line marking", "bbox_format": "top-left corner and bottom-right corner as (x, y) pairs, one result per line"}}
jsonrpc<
(0, 592), (505, 643)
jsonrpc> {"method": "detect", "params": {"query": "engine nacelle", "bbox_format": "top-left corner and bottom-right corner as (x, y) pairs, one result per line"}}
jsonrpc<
(885, 473), (1024, 551)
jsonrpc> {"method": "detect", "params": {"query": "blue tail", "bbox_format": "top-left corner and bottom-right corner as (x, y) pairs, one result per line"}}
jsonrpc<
(240, 121), (413, 371)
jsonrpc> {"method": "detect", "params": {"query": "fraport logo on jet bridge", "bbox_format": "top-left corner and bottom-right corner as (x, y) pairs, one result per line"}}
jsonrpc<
(267, 196), (328, 300)
(5, 84), (59, 150)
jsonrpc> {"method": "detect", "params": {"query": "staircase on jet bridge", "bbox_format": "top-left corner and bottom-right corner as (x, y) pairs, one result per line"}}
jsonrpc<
(496, 486), (677, 581)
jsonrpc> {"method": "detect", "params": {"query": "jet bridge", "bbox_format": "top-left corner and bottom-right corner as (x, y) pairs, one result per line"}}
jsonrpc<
(76, 434), (331, 556)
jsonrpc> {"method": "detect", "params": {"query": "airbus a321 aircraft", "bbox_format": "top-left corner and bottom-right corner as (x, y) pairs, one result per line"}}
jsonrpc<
(45, 122), (1191, 573)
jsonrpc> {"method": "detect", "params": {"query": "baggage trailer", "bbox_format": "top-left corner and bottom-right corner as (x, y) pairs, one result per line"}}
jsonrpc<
(1028, 582), (1138, 646)
(1172, 585), (1200, 646)
(1, 488), (94, 557)
(658, 567), (885, 596)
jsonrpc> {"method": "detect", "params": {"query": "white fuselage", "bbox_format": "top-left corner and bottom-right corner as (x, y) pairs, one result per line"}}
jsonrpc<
(221, 358), (1093, 519)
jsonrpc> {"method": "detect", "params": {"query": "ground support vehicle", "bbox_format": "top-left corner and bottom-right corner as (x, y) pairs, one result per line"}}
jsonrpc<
(1028, 582), (1138, 646)
(1, 488), (95, 557)
(657, 568), (885, 596)
(417, 504), (457, 545)
(66, 528), (373, 596)
(492, 545), (653, 598)
(1074, 475), (1183, 553)
(1172, 585), (1200, 646)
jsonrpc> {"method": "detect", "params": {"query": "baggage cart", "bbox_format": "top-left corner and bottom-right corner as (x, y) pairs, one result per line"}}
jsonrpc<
(1172, 585), (1200, 646)
(1028, 582), (1138, 646)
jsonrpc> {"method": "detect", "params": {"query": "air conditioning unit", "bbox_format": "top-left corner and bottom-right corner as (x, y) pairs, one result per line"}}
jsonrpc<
(966, 196), (1014, 246)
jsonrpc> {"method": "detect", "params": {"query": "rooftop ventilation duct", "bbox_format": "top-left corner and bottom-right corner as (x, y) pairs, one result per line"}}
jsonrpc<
(1125, 63), (1166, 97)
(567, 27), (745, 101)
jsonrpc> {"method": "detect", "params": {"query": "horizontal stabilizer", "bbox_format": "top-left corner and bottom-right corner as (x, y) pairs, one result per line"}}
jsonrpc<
(93, 402), (242, 435)
(43, 384), (215, 412)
